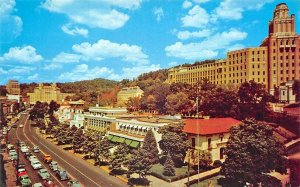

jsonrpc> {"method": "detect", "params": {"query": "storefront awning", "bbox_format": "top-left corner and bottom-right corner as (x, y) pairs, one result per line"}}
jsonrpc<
(117, 137), (125, 143)
(111, 136), (119, 142)
(124, 139), (132, 146)
(129, 141), (140, 148)
(107, 135), (113, 140)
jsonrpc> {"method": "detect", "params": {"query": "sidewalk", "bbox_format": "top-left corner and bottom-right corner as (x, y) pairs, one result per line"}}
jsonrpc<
(2, 152), (18, 187)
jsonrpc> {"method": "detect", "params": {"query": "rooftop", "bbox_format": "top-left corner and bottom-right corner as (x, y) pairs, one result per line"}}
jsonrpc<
(183, 118), (242, 135)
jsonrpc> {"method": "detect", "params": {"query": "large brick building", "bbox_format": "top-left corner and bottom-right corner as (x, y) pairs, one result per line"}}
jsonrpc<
(167, 3), (299, 93)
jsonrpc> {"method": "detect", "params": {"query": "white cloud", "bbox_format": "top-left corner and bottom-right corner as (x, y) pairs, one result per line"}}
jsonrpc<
(0, 68), (7, 74)
(42, 0), (142, 30)
(177, 29), (211, 40)
(168, 62), (178, 67)
(44, 52), (81, 70)
(165, 28), (247, 60)
(52, 52), (81, 63)
(72, 39), (148, 64)
(0, 46), (43, 63)
(181, 5), (210, 28)
(61, 24), (88, 37)
(193, 0), (211, 3)
(213, 0), (274, 20)
(182, 1), (192, 9)
(58, 64), (114, 81)
(153, 7), (164, 22)
(28, 73), (39, 80)
(0, 0), (23, 43)
(121, 64), (161, 80)
(8, 66), (36, 74)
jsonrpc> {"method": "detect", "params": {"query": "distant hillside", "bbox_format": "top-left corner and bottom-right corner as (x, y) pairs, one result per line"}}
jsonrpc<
(57, 78), (118, 94)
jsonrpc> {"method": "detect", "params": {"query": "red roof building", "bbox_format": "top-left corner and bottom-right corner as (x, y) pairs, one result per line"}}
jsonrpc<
(183, 118), (242, 135)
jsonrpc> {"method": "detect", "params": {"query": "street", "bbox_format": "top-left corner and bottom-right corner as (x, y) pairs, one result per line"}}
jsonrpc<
(10, 113), (126, 187)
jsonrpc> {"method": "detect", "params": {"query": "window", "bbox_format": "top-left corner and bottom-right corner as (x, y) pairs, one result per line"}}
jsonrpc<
(220, 148), (225, 159)
(220, 135), (224, 142)
(208, 138), (211, 149)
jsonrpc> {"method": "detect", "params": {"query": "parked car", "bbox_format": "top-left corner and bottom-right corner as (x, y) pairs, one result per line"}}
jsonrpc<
(67, 179), (81, 187)
(7, 144), (14, 150)
(18, 170), (27, 178)
(49, 161), (58, 171)
(31, 160), (42, 170)
(17, 163), (25, 170)
(38, 168), (50, 180)
(32, 183), (43, 187)
(19, 124), (24, 128)
(56, 169), (69, 181)
(16, 167), (26, 175)
(32, 146), (40, 153)
(43, 155), (52, 163)
(25, 152), (33, 160)
(9, 152), (18, 161)
(43, 179), (57, 187)
(18, 175), (32, 187)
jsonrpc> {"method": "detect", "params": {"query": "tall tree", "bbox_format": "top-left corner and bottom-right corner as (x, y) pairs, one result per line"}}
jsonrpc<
(29, 101), (48, 121)
(110, 144), (130, 173)
(163, 153), (175, 176)
(221, 119), (287, 186)
(141, 130), (159, 164)
(0, 102), (7, 128)
(98, 138), (112, 165)
(165, 92), (193, 115)
(48, 100), (60, 116)
(158, 123), (190, 167)
(127, 149), (151, 178)
(126, 97), (141, 112)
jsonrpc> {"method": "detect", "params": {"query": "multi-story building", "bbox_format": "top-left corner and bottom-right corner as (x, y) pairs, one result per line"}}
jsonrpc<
(27, 83), (74, 104)
(107, 116), (179, 150)
(167, 3), (299, 93)
(261, 3), (300, 94)
(57, 99), (85, 128)
(279, 80), (296, 103)
(6, 80), (20, 95)
(84, 106), (127, 132)
(183, 118), (241, 163)
(117, 86), (144, 106)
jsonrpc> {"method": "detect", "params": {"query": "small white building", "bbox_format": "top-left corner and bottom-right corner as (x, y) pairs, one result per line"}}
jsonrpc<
(279, 81), (296, 104)
(183, 118), (241, 163)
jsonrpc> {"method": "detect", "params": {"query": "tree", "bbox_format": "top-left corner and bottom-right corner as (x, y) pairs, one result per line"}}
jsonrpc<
(165, 92), (193, 115)
(158, 123), (190, 167)
(128, 149), (151, 178)
(126, 97), (141, 112)
(73, 128), (84, 153)
(292, 80), (300, 102)
(189, 149), (212, 167)
(163, 153), (175, 176)
(0, 102), (7, 128)
(29, 101), (48, 121)
(110, 144), (130, 174)
(98, 138), (112, 164)
(200, 87), (239, 118)
(221, 119), (287, 186)
(141, 130), (159, 164)
(48, 100), (60, 116)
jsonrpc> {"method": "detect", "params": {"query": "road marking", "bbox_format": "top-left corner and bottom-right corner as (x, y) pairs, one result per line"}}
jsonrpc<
(24, 116), (103, 187)
(21, 116), (65, 187)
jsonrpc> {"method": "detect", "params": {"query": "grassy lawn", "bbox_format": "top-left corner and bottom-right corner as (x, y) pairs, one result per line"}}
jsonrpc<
(190, 175), (223, 187)
(150, 164), (197, 181)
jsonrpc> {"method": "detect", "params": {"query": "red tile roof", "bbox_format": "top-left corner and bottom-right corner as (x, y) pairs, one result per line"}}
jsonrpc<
(183, 118), (242, 135)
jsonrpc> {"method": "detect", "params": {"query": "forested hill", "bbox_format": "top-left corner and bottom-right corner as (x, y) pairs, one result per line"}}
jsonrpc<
(57, 78), (118, 93)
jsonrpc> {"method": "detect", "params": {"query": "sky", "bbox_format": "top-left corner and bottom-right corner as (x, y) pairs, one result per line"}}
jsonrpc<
(0, 0), (299, 84)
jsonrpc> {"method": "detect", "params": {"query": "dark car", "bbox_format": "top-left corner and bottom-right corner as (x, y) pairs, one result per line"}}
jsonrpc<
(56, 169), (69, 181)
(25, 152), (33, 160)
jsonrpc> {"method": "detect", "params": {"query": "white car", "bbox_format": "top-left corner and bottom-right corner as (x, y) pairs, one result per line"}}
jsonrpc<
(19, 124), (24, 128)
(32, 146), (40, 153)
(29, 155), (38, 162)
(21, 146), (29, 153)
(32, 183), (43, 187)
(31, 160), (42, 170)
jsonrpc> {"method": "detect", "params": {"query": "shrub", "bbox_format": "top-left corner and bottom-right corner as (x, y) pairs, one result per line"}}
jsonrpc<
(128, 178), (150, 186)
(163, 154), (175, 176)
(213, 160), (222, 167)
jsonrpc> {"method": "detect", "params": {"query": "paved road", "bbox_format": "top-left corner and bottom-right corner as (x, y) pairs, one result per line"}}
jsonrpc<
(22, 113), (126, 187)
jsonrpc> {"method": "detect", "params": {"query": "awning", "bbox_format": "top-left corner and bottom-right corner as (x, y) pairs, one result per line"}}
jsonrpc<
(129, 141), (140, 148)
(107, 135), (113, 140)
(117, 137), (125, 143)
(124, 139), (132, 146)
(111, 136), (119, 142)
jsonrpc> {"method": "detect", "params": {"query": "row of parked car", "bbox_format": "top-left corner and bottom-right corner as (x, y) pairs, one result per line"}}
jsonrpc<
(11, 141), (81, 187)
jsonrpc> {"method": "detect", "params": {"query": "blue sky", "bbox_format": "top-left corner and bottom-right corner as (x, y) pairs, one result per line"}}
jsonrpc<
(0, 0), (299, 84)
